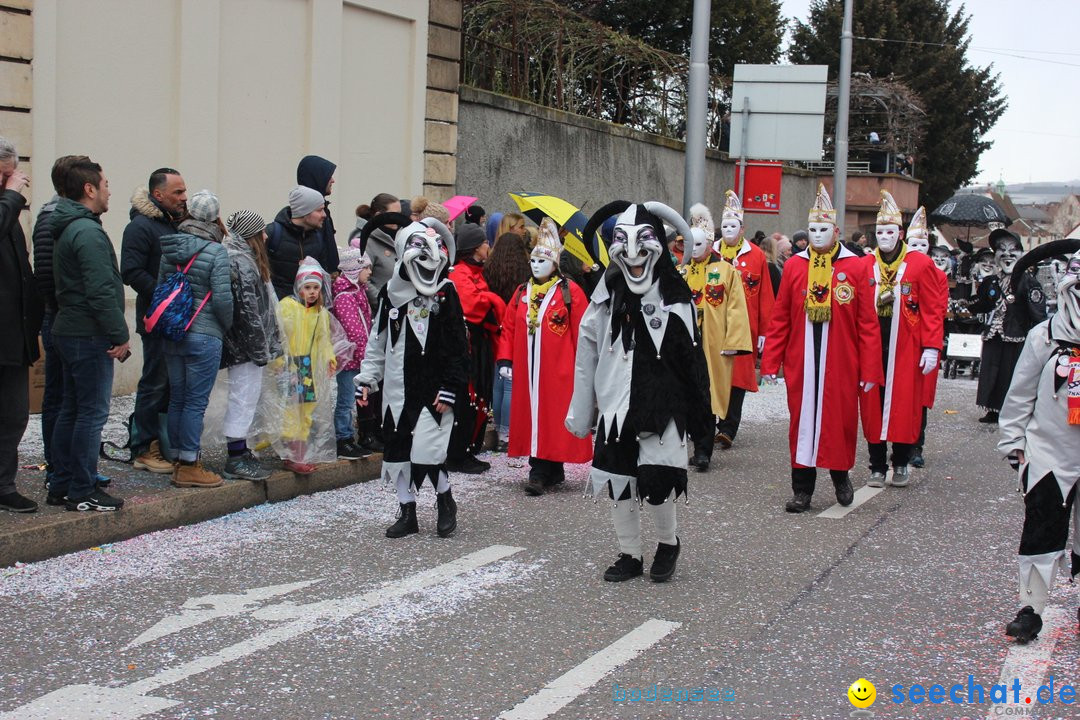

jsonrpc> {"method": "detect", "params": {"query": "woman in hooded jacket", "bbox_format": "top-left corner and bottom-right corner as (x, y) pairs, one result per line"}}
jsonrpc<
(220, 210), (283, 481)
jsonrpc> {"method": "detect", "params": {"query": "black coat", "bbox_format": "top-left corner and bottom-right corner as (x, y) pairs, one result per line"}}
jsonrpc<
(968, 272), (1047, 341)
(0, 189), (43, 366)
(266, 206), (337, 300)
(120, 188), (179, 334)
(296, 155), (339, 273)
(32, 195), (59, 313)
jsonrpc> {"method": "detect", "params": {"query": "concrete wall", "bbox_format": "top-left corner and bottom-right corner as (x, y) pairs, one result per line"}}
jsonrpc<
(456, 86), (818, 241)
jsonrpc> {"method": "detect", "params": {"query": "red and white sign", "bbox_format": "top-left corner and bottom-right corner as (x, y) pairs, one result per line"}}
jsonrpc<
(734, 160), (783, 214)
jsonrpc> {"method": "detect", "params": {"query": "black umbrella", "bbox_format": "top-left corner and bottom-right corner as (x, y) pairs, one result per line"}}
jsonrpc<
(930, 193), (1012, 227)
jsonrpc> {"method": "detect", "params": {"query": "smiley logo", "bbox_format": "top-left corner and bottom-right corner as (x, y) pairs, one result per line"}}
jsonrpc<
(848, 678), (876, 709)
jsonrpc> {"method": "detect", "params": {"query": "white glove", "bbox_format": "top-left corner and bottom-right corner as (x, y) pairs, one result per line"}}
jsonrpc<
(757, 335), (766, 354)
(919, 348), (939, 375)
(498, 365), (513, 381)
(564, 412), (590, 439)
(860, 381), (877, 392)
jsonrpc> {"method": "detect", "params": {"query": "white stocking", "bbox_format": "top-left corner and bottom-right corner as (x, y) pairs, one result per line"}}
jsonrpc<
(610, 501), (642, 559)
(395, 473), (415, 504)
(1020, 566), (1051, 615)
(648, 495), (677, 546)
(435, 470), (450, 494)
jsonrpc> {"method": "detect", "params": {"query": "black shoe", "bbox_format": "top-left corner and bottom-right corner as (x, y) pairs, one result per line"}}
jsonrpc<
(785, 492), (812, 513)
(978, 410), (999, 424)
(436, 489), (457, 538)
(447, 455), (489, 475)
(603, 553), (644, 582)
(0, 491), (38, 513)
(65, 489), (123, 512)
(910, 448), (925, 468)
(337, 438), (371, 460)
(542, 468), (565, 487)
(524, 471), (545, 496)
(386, 502), (419, 538)
(690, 452), (710, 472)
(1005, 606), (1043, 643)
(358, 433), (384, 454)
(833, 475), (854, 506)
(46, 492), (67, 506)
(649, 538), (681, 582)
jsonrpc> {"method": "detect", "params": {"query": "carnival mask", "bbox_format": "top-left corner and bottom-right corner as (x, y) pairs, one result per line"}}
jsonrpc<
(907, 235), (930, 255)
(930, 248), (952, 276)
(807, 222), (838, 252)
(975, 255), (996, 281)
(530, 257), (555, 282)
(689, 227), (710, 261)
(996, 238), (1022, 275)
(875, 223), (902, 254)
(611, 207), (664, 295)
(719, 217), (742, 246)
(397, 221), (451, 296)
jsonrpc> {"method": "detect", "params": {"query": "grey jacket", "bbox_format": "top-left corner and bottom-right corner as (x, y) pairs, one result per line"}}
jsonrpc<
(364, 227), (396, 307)
(157, 219), (233, 340)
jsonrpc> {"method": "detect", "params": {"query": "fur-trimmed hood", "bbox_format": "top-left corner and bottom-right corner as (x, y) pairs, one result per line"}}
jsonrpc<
(129, 186), (166, 222)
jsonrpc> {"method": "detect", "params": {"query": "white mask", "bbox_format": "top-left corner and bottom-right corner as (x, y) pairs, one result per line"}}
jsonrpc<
(400, 227), (449, 296)
(807, 222), (837, 252)
(688, 227), (710, 261)
(610, 222), (663, 295)
(930, 250), (951, 275)
(720, 218), (742, 246)
(530, 256), (555, 282)
(975, 257), (996, 280)
(907, 236), (929, 255)
(995, 238), (1022, 275)
(875, 223), (902, 254)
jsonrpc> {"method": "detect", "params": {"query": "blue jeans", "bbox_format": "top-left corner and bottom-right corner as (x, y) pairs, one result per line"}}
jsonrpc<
(39, 312), (64, 467)
(164, 333), (222, 462)
(493, 370), (512, 439)
(335, 370), (358, 440)
(51, 335), (114, 500)
(131, 331), (169, 454)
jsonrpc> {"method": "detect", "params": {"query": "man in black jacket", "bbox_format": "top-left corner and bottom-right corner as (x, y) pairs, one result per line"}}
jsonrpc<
(296, 155), (339, 273)
(121, 168), (186, 473)
(32, 155), (88, 489)
(267, 185), (331, 299)
(0, 137), (44, 513)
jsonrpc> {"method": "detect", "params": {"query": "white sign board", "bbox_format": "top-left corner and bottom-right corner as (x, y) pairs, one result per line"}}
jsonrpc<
(729, 64), (828, 162)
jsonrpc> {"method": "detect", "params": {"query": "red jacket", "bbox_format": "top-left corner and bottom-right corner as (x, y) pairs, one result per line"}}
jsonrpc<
(858, 250), (948, 444)
(720, 240), (775, 391)
(449, 261), (506, 331)
(761, 245), (883, 470)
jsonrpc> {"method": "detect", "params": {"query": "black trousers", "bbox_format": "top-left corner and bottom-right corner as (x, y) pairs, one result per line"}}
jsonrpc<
(717, 386), (746, 439)
(916, 406), (928, 448)
(528, 457), (564, 484)
(693, 425), (715, 458)
(0, 365), (29, 496)
(792, 466), (849, 496)
(867, 442), (915, 474)
(1019, 470), (1077, 559)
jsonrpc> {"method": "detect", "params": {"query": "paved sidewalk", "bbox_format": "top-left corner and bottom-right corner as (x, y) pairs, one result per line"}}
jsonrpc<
(0, 395), (380, 568)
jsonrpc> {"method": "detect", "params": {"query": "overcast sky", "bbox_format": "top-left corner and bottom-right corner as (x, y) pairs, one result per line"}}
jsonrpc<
(779, 0), (1080, 186)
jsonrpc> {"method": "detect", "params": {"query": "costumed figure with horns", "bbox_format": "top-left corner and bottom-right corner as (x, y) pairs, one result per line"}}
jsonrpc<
(761, 184), (883, 513)
(968, 228), (1047, 423)
(566, 201), (710, 583)
(996, 239), (1080, 642)
(679, 203), (753, 472)
(859, 196), (947, 489)
(356, 217), (467, 539)
(497, 218), (592, 496)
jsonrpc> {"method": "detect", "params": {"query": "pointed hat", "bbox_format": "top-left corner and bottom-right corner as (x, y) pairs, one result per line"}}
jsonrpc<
(877, 189), (903, 226)
(808, 183), (837, 224)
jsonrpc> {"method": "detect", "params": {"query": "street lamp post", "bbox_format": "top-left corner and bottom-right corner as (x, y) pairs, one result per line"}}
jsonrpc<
(832, 0), (854, 234)
(683, 0), (710, 218)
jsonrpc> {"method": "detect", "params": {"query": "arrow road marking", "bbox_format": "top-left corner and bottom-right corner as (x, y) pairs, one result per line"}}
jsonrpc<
(497, 618), (681, 720)
(0, 545), (525, 720)
(125, 579), (323, 649)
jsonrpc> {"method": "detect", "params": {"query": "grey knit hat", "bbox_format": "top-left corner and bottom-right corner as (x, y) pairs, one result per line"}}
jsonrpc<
(289, 185), (325, 218)
(188, 190), (220, 222)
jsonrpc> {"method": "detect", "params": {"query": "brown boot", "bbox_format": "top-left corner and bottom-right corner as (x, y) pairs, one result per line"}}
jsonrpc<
(134, 439), (175, 474)
(172, 460), (224, 488)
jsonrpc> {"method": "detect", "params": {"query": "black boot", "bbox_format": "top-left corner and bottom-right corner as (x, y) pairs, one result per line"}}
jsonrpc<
(524, 468), (545, 496)
(832, 473), (854, 506)
(543, 464), (565, 487)
(386, 502), (418, 538)
(1005, 606), (1042, 643)
(436, 489), (457, 538)
(978, 410), (999, 424)
(785, 492), (812, 513)
(603, 553), (643, 582)
(910, 447), (925, 468)
(649, 537), (681, 582)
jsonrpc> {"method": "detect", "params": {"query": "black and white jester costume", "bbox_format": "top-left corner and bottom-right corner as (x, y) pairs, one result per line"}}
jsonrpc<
(356, 216), (468, 538)
(567, 201), (711, 583)
(997, 239), (1080, 642)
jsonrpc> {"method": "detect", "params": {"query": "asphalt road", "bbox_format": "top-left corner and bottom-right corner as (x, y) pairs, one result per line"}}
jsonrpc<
(1, 378), (1077, 720)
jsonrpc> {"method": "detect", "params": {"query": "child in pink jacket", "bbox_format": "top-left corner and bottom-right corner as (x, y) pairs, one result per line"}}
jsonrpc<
(331, 248), (373, 458)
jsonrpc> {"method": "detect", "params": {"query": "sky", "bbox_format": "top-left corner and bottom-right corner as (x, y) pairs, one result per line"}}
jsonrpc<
(779, 0), (1080, 186)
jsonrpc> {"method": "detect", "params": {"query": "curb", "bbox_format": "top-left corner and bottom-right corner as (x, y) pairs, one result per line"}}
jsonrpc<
(0, 455), (381, 568)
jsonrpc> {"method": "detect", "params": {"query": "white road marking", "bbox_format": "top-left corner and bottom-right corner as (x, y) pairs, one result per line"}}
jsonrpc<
(0, 545), (525, 720)
(497, 618), (681, 720)
(817, 486), (884, 519)
(125, 579), (322, 649)
(984, 606), (1069, 720)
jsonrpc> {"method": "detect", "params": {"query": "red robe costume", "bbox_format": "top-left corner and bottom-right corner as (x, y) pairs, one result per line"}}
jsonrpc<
(858, 250), (948, 444)
(721, 239), (774, 391)
(761, 245), (883, 470)
(920, 264), (950, 411)
(497, 278), (593, 462)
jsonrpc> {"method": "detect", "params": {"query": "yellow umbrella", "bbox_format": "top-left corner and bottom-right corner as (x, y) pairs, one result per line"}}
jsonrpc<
(508, 191), (609, 268)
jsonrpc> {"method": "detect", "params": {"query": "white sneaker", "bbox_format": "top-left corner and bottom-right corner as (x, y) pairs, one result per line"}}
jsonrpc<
(889, 466), (910, 487)
(867, 471), (887, 488)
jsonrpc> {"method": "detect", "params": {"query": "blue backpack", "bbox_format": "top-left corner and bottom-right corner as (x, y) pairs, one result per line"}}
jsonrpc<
(144, 250), (212, 341)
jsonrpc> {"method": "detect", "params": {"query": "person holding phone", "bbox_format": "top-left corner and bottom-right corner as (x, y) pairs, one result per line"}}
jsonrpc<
(48, 157), (129, 512)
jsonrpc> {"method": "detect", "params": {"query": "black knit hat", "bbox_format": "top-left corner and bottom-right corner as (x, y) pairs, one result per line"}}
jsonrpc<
(456, 223), (486, 255)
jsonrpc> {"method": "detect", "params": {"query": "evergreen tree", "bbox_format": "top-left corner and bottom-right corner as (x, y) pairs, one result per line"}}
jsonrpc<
(789, 0), (1006, 212)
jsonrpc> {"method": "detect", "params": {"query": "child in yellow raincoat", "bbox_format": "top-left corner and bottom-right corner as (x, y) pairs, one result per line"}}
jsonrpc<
(277, 257), (337, 474)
